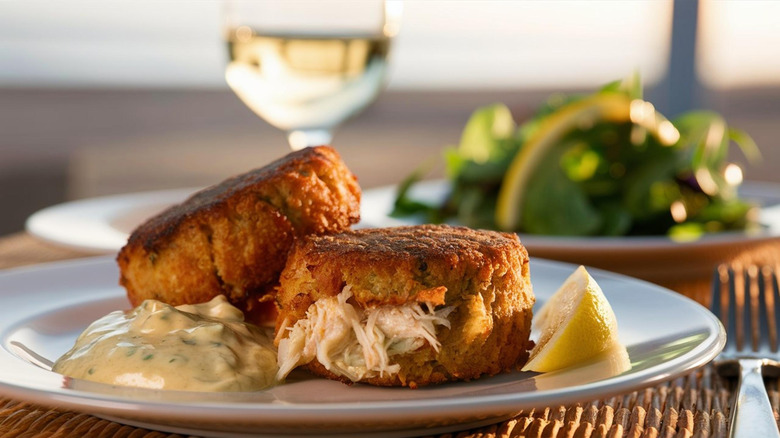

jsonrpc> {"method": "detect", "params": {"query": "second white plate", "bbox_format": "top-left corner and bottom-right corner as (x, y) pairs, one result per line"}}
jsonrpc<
(26, 181), (780, 257)
(361, 180), (780, 284)
(25, 188), (200, 253)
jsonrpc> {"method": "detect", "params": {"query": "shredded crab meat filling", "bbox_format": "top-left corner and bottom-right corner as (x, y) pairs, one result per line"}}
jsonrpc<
(276, 286), (454, 381)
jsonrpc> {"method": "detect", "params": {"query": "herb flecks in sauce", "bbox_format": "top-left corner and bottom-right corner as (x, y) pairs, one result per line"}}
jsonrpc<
(53, 296), (278, 392)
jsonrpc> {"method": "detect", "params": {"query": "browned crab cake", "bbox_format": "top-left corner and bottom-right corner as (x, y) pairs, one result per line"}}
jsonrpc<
(274, 224), (535, 387)
(117, 146), (360, 324)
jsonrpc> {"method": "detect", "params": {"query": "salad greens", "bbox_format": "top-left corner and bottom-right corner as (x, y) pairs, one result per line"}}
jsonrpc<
(393, 77), (760, 239)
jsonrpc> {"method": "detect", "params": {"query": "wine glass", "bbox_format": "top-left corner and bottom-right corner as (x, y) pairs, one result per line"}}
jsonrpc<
(223, 0), (402, 150)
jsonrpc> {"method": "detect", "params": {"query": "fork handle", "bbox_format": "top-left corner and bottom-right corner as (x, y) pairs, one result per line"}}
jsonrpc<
(730, 358), (780, 438)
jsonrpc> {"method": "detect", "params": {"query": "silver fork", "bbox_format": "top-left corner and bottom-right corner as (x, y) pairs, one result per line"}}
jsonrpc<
(713, 264), (780, 438)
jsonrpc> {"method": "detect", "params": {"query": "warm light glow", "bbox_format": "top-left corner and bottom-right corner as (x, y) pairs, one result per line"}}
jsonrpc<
(657, 120), (680, 145)
(695, 168), (719, 196)
(724, 163), (744, 186)
(629, 99), (679, 146)
(629, 99), (655, 126)
(670, 200), (687, 223)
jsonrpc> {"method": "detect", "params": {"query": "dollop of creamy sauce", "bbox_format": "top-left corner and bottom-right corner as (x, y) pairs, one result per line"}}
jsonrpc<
(53, 295), (278, 392)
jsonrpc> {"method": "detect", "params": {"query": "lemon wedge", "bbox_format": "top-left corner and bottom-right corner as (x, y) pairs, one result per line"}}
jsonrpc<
(522, 265), (623, 373)
(495, 94), (632, 231)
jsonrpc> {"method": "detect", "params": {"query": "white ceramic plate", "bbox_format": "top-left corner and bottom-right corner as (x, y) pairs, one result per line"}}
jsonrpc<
(25, 188), (201, 253)
(25, 181), (780, 258)
(0, 257), (723, 437)
(362, 180), (780, 246)
(362, 180), (780, 284)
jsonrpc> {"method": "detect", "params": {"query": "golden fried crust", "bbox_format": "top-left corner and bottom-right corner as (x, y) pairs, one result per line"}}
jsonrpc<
(276, 224), (535, 386)
(117, 146), (360, 321)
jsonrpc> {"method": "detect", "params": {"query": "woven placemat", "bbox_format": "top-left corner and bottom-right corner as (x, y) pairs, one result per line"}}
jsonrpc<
(2, 364), (774, 438)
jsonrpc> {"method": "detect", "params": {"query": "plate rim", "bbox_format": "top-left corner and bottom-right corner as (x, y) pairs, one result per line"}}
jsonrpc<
(360, 179), (780, 250)
(23, 180), (780, 255)
(24, 187), (201, 254)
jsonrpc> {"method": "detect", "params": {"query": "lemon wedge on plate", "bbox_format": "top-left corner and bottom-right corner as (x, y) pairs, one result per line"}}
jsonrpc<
(522, 265), (625, 373)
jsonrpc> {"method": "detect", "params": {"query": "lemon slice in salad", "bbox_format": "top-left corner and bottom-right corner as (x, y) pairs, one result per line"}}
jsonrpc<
(521, 265), (624, 373)
(495, 94), (632, 231)
(495, 93), (679, 231)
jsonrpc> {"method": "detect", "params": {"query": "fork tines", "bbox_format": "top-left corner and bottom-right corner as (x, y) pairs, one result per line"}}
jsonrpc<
(714, 264), (779, 354)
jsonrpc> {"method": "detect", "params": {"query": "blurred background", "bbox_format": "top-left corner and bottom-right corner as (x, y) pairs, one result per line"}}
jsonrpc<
(1, 0), (779, 236)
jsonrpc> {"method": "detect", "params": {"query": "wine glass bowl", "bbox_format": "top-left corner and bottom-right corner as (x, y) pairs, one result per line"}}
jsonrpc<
(224, 1), (401, 150)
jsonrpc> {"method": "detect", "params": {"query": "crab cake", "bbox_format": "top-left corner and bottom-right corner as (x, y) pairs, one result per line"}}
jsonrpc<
(274, 224), (534, 387)
(117, 146), (360, 324)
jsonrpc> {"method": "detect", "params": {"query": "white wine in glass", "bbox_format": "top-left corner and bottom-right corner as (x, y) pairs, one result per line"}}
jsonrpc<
(224, 1), (401, 150)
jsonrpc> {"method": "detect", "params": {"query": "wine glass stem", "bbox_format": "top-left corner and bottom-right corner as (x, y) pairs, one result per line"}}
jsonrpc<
(287, 129), (333, 151)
